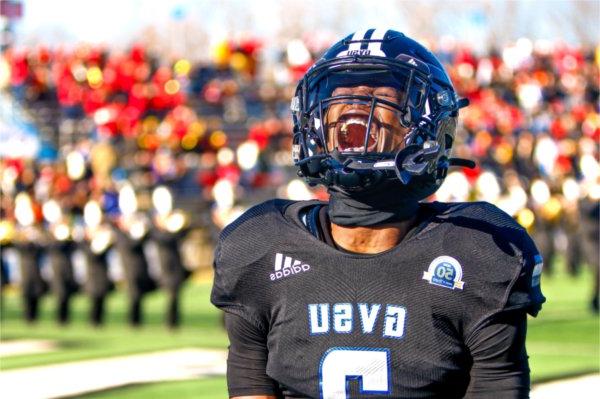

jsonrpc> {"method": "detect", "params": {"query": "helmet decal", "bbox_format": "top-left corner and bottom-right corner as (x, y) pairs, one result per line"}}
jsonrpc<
(336, 28), (388, 58)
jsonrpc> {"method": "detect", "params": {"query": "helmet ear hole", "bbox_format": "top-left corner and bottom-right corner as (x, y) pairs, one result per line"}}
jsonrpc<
(444, 134), (453, 152)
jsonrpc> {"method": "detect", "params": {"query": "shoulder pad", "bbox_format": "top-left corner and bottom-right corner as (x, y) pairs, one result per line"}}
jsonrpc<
(215, 199), (294, 272)
(437, 201), (524, 231)
(436, 201), (531, 254)
(211, 199), (299, 331)
(436, 202), (545, 324)
(220, 199), (294, 241)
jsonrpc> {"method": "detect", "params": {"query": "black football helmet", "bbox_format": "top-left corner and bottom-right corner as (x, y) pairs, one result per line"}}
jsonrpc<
(292, 29), (472, 199)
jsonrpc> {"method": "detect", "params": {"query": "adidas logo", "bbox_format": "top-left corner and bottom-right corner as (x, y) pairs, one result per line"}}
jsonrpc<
(270, 253), (311, 281)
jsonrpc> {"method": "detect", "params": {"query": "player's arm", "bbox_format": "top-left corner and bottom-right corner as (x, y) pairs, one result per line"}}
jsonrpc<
(225, 312), (282, 398)
(210, 202), (289, 398)
(465, 310), (530, 398)
(465, 224), (544, 398)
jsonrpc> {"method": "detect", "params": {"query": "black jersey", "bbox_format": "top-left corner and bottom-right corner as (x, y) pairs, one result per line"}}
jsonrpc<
(211, 200), (545, 398)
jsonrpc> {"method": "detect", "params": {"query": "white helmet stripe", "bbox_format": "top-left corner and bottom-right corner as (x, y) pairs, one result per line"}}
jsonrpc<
(348, 29), (369, 51)
(369, 29), (388, 50)
(367, 29), (388, 53)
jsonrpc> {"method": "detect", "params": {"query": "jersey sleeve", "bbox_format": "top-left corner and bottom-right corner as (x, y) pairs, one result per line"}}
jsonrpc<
(210, 199), (291, 333)
(504, 231), (545, 317)
(448, 203), (545, 396)
(211, 236), (269, 333)
(436, 202), (546, 342)
(456, 203), (546, 326)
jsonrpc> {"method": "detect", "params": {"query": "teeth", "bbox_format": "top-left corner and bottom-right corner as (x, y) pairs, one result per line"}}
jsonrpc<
(340, 118), (368, 135)
(346, 118), (368, 126)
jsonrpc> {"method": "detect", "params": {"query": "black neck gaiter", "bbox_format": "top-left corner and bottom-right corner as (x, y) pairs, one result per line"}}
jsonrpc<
(327, 180), (420, 227)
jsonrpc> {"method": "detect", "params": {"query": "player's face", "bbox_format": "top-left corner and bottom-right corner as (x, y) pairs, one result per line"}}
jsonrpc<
(324, 85), (410, 154)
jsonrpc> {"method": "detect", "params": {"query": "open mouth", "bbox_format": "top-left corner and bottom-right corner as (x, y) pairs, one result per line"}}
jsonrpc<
(335, 114), (379, 152)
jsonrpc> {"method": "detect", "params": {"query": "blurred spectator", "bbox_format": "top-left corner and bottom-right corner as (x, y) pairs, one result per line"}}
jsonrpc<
(112, 212), (156, 327)
(149, 186), (190, 329)
(77, 200), (115, 326)
(45, 222), (79, 325)
(9, 192), (48, 323)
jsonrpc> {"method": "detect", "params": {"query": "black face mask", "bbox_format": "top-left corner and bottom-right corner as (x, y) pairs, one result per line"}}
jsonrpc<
(327, 181), (418, 227)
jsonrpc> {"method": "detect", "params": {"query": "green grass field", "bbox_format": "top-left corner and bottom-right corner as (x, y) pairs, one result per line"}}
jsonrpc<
(526, 262), (600, 382)
(0, 281), (228, 370)
(1, 260), (598, 398)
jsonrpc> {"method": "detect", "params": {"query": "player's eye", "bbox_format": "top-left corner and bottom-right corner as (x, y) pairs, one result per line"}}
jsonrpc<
(332, 87), (353, 96)
(374, 88), (397, 98)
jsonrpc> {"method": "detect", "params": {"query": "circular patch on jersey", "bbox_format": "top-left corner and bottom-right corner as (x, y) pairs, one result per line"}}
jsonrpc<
(422, 256), (464, 290)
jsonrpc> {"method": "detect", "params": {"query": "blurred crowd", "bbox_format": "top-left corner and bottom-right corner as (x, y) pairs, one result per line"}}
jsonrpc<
(435, 39), (599, 282)
(0, 36), (598, 326)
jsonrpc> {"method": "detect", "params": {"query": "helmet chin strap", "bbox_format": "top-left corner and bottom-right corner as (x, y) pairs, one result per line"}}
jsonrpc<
(322, 136), (475, 191)
(318, 149), (386, 190)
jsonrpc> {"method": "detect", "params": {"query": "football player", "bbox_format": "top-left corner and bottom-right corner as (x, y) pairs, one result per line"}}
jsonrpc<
(212, 29), (545, 399)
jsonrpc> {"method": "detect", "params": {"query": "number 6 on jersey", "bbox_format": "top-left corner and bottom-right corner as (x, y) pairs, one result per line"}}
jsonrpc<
(319, 348), (391, 398)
